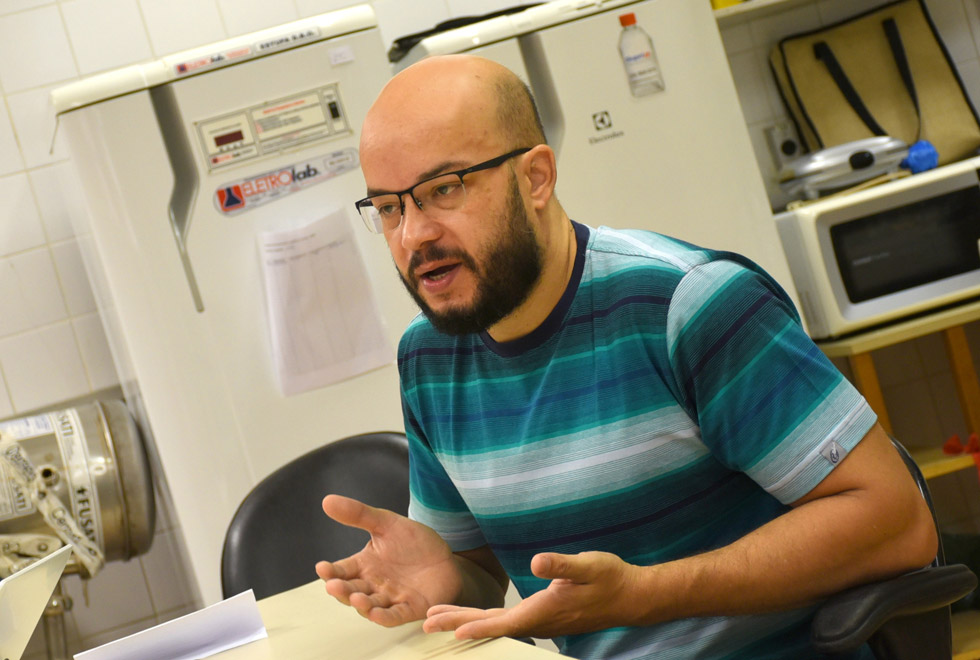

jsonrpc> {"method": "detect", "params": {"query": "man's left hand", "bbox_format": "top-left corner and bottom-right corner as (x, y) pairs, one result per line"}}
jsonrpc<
(422, 551), (644, 639)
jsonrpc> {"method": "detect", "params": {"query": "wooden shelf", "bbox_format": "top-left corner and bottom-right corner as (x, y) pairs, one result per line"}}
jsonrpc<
(910, 448), (978, 481)
(815, 301), (980, 358)
(954, 611), (980, 659)
(714, 0), (814, 28)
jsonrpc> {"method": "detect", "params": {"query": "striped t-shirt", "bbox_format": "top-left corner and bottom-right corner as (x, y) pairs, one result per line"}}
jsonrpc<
(398, 222), (876, 659)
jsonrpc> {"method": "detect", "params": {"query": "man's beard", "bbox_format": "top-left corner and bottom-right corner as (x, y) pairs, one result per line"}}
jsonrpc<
(398, 176), (543, 336)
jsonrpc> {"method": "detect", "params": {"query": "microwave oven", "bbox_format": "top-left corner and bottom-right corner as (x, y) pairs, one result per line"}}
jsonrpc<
(775, 155), (980, 340)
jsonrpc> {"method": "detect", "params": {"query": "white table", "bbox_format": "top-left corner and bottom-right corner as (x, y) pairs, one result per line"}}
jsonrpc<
(211, 581), (558, 660)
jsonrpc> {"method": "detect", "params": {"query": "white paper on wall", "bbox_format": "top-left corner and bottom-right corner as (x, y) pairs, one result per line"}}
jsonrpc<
(258, 211), (393, 396)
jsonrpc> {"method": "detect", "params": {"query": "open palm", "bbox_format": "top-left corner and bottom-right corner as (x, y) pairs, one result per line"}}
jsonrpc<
(315, 494), (464, 627)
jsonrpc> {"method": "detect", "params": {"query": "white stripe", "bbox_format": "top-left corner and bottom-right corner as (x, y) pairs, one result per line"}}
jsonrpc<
(598, 226), (696, 271)
(451, 427), (701, 490)
(766, 401), (867, 497)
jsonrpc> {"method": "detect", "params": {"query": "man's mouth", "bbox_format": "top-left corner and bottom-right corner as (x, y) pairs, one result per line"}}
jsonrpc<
(407, 247), (476, 291)
(420, 263), (459, 282)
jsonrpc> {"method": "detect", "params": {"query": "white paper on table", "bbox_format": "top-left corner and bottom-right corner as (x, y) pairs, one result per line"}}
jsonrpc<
(258, 211), (394, 396)
(73, 590), (267, 660)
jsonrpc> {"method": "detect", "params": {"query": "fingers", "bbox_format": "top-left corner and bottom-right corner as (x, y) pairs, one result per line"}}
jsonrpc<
(322, 576), (374, 604)
(321, 576), (417, 627)
(363, 600), (421, 627)
(315, 558), (355, 580)
(424, 605), (514, 639)
(322, 494), (395, 534)
(348, 590), (423, 627)
(531, 551), (611, 582)
(531, 552), (582, 581)
(318, 559), (428, 629)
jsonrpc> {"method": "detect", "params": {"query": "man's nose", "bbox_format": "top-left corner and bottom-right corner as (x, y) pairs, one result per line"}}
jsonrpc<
(399, 194), (440, 251)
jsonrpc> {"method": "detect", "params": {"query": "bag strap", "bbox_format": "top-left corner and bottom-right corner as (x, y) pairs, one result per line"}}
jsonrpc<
(882, 18), (920, 120)
(812, 16), (922, 142)
(813, 41), (887, 136)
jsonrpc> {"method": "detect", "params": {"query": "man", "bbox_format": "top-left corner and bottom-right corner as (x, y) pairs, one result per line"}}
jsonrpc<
(315, 54), (937, 659)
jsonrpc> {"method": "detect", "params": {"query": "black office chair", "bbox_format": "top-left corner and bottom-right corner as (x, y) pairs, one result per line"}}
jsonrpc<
(810, 437), (978, 659)
(220, 431), (410, 600)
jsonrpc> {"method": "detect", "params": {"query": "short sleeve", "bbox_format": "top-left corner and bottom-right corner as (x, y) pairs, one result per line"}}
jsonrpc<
(665, 259), (877, 504)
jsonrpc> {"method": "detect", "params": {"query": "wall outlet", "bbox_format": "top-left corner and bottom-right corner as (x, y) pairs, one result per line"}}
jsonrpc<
(764, 120), (801, 171)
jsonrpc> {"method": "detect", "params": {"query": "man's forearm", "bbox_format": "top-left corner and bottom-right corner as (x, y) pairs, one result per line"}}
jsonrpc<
(629, 427), (938, 625)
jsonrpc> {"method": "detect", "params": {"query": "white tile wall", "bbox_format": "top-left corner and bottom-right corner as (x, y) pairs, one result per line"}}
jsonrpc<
(5, 0), (980, 656)
(72, 312), (119, 389)
(7, 85), (68, 168)
(29, 163), (76, 242)
(296, 0), (361, 18)
(61, 0), (153, 75)
(0, 248), (67, 336)
(0, 101), (25, 176)
(0, 320), (89, 410)
(50, 239), (96, 315)
(0, 367), (14, 419)
(0, 172), (46, 254)
(138, 0), (226, 56)
(216, 0), (298, 37)
(0, 0), (53, 12)
(0, 6), (76, 92)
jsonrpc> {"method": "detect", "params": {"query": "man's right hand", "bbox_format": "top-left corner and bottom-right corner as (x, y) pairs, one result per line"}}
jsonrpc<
(315, 494), (465, 627)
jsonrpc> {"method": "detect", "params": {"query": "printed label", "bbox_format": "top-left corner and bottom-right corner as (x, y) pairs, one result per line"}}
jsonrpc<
(0, 414), (54, 440)
(174, 46), (252, 76)
(0, 414), (54, 520)
(255, 27), (320, 54)
(820, 440), (847, 466)
(55, 409), (103, 550)
(214, 148), (359, 215)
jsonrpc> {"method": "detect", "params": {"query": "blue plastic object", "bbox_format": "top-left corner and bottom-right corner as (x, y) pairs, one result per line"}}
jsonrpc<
(901, 140), (939, 173)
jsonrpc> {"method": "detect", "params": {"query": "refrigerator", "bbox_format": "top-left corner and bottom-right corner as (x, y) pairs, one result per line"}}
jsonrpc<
(52, 6), (419, 603)
(393, 0), (796, 299)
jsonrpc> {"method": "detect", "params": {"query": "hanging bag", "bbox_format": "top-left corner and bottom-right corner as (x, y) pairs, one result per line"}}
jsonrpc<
(769, 0), (980, 166)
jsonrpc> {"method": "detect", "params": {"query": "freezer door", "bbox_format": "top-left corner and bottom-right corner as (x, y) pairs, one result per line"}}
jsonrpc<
(59, 27), (415, 603)
(519, 0), (795, 295)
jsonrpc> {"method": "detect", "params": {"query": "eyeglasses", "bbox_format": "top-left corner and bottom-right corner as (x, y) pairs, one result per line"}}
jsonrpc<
(354, 148), (531, 234)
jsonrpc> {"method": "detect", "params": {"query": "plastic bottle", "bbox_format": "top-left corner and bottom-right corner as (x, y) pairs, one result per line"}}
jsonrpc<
(618, 12), (664, 97)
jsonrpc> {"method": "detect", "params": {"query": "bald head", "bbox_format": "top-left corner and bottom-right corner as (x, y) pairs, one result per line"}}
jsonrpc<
(360, 55), (545, 167)
(360, 56), (571, 341)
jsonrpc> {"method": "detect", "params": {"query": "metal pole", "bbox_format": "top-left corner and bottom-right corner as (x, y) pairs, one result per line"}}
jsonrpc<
(42, 579), (72, 660)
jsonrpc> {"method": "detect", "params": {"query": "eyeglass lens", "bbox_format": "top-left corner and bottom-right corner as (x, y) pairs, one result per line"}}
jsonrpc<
(360, 173), (467, 233)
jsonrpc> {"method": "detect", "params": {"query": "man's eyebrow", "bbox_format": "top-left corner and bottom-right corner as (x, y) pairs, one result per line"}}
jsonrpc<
(365, 159), (469, 197)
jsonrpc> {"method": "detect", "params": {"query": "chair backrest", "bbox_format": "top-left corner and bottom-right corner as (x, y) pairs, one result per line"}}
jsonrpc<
(220, 431), (410, 600)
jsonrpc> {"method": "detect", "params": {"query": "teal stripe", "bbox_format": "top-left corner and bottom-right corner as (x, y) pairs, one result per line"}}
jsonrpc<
(402, 332), (666, 396)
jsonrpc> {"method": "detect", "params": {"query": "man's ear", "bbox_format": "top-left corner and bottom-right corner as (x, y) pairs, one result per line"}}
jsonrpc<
(524, 144), (557, 209)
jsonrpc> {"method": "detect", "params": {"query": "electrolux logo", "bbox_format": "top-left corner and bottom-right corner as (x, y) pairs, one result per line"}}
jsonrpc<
(589, 110), (624, 145)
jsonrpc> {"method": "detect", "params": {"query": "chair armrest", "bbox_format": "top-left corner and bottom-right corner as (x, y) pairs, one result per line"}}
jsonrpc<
(810, 564), (978, 654)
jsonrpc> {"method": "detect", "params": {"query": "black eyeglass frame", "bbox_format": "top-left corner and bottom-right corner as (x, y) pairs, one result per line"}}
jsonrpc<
(354, 147), (532, 232)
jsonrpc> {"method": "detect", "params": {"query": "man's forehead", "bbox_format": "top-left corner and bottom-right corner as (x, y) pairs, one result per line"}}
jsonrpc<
(360, 119), (492, 184)
(360, 147), (477, 195)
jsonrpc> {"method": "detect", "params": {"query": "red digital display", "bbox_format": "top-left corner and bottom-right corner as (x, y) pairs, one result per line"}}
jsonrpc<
(215, 130), (244, 147)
